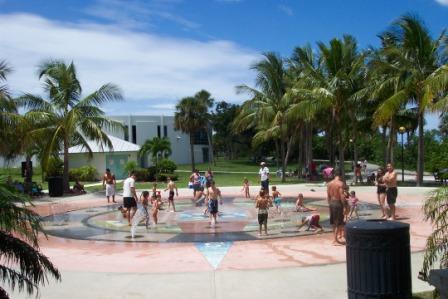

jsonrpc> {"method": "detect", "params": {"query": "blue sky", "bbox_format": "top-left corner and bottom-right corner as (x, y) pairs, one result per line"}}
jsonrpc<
(1, 0), (447, 128)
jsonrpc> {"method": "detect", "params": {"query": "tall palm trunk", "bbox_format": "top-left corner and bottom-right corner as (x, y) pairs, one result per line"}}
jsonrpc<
(205, 125), (213, 167)
(275, 141), (280, 169)
(24, 155), (32, 195)
(382, 126), (387, 163)
(280, 124), (287, 183)
(417, 111), (424, 186)
(297, 126), (305, 178)
(63, 137), (70, 193)
(189, 134), (195, 171)
(386, 120), (395, 164)
(329, 110), (336, 167)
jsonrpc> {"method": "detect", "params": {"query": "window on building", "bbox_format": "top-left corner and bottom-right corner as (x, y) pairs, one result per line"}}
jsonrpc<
(163, 125), (168, 137)
(124, 125), (129, 141)
(192, 129), (208, 145)
(132, 125), (137, 144)
(157, 125), (161, 138)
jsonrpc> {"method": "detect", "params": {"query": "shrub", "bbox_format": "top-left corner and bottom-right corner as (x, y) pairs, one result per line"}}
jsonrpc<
(69, 165), (97, 182)
(124, 161), (138, 174)
(156, 173), (178, 182)
(46, 156), (63, 178)
(133, 168), (149, 182)
(147, 166), (157, 181)
(158, 159), (177, 173)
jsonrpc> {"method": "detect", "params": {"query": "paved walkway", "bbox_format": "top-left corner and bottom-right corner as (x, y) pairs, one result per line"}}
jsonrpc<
(7, 184), (437, 298)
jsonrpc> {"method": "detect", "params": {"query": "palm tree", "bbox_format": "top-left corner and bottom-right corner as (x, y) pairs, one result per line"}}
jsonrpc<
(194, 90), (215, 166)
(234, 52), (291, 182)
(0, 176), (61, 298)
(371, 14), (447, 185)
(19, 60), (123, 192)
(139, 136), (172, 165)
(290, 36), (365, 179)
(174, 96), (206, 171)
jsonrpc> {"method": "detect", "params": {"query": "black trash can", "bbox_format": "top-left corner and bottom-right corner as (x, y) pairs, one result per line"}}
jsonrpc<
(346, 220), (412, 299)
(48, 176), (63, 197)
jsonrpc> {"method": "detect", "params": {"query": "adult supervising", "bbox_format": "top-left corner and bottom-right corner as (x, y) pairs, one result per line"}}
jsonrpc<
(259, 162), (270, 195)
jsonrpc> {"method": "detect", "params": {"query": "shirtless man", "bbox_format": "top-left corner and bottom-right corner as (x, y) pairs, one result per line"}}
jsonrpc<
(102, 168), (116, 203)
(383, 163), (398, 220)
(327, 175), (347, 245)
(164, 177), (178, 212)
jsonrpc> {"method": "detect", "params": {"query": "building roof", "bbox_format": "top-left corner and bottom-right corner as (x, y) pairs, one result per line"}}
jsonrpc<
(68, 135), (140, 154)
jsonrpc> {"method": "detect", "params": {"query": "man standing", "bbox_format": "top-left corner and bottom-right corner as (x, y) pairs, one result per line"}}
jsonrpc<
(383, 163), (398, 220)
(121, 171), (138, 225)
(102, 168), (116, 203)
(327, 174), (347, 245)
(259, 162), (270, 195)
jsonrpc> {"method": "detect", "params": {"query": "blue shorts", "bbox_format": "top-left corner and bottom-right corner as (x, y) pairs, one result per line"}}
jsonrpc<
(274, 197), (282, 206)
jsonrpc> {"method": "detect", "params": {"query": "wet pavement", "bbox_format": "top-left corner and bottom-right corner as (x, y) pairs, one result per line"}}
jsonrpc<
(7, 184), (437, 298)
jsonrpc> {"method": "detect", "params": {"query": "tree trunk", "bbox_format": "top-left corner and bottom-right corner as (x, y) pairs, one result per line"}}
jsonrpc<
(297, 126), (304, 178)
(338, 142), (345, 182)
(24, 155), (32, 195)
(417, 112), (424, 186)
(275, 140), (280, 169)
(284, 135), (294, 173)
(306, 123), (313, 167)
(329, 110), (336, 167)
(280, 126), (287, 183)
(386, 119), (395, 164)
(382, 126), (387, 163)
(63, 137), (70, 193)
(189, 134), (195, 171)
(205, 124), (214, 167)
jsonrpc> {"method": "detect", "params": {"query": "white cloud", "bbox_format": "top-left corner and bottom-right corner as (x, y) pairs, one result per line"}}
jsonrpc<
(435, 0), (448, 6)
(278, 5), (294, 16)
(0, 13), (259, 115)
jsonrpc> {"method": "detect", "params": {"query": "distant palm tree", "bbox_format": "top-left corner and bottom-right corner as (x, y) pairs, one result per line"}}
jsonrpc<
(0, 176), (61, 298)
(19, 60), (124, 192)
(139, 136), (172, 165)
(174, 96), (206, 171)
(194, 90), (215, 166)
(371, 14), (447, 185)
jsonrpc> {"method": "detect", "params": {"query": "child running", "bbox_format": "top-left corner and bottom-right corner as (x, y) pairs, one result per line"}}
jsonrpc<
(295, 193), (317, 212)
(297, 214), (323, 233)
(130, 191), (150, 238)
(272, 186), (282, 213)
(348, 190), (360, 220)
(164, 177), (178, 212)
(242, 177), (250, 198)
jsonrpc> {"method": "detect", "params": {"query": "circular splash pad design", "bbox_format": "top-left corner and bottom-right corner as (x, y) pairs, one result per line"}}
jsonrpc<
(42, 197), (380, 243)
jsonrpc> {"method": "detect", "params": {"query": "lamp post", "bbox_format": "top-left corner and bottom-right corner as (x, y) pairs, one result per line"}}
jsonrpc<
(399, 126), (405, 183)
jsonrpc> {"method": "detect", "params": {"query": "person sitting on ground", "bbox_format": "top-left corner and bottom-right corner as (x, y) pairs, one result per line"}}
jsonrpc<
(348, 190), (359, 220)
(298, 214), (323, 233)
(72, 179), (86, 194)
(295, 193), (317, 212)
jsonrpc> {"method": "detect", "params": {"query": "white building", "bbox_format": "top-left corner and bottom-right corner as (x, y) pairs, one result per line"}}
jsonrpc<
(106, 115), (210, 167)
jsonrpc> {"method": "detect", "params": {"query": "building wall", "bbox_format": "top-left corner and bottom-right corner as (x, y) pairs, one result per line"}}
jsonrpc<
(68, 151), (138, 180)
(106, 115), (208, 166)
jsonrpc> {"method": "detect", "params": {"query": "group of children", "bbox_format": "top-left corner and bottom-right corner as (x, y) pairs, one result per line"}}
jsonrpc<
(125, 178), (178, 238)
(252, 182), (361, 236)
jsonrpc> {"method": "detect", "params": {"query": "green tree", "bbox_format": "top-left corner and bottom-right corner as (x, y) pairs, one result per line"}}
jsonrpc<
(235, 52), (291, 182)
(19, 60), (123, 192)
(370, 15), (447, 185)
(138, 136), (172, 165)
(0, 176), (61, 298)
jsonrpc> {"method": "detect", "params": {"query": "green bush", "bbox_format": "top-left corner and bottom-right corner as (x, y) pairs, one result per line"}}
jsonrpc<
(46, 156), (63, 178)
(158, 159), (177, 173)
(156, 173), (178, 182)
(124, 161), (138, 174)
(133, 168), (150, 182)
(147, 166), (157, 181)
(69, 165), (97, 182)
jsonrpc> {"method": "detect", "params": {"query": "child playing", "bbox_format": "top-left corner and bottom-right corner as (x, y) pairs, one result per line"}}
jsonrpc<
(130, 191), (150, 238)
(255, 189), (271, 236)
(151, 193), (161, 225)
(297, 214), (323, 233)
(348, 190), (360, 220)
(242, 177), (250, 198)
(164, 177), (178, 212)
(272, 186), (282, 213)
(295, 193), (317, 212)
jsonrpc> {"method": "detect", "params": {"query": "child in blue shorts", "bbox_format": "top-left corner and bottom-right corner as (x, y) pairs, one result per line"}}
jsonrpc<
(272, 186), (282, 213)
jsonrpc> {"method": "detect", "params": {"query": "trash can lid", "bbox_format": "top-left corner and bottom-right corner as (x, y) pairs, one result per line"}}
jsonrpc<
(346, 219), (409, 234)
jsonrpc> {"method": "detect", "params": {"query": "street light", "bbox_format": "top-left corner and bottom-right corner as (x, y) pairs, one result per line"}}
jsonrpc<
(399, 126), (406, 183)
